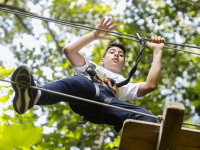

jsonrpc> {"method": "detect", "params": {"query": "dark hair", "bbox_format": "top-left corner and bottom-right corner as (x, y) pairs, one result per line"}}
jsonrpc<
(103, 43), (126, 58)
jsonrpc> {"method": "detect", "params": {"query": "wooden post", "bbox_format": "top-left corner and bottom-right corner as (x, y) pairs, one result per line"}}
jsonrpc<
(156, 102), (185, 150)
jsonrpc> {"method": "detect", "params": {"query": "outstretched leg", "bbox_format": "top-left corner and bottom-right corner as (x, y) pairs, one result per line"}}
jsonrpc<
(11, 65), (96, 114)
(104, 99), (156, 132)
(76, 84), (156, 132)
(37, 75), (96, 106)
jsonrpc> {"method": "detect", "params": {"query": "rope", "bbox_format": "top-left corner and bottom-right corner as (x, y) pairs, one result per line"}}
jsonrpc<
(164, 46), (200, 56)
(0, 7), (200, 56)
(142, 37), (200, 50)
(0, 78), (158, 120)
(1, 78), (200, 127)
(182, 122), (200, 127)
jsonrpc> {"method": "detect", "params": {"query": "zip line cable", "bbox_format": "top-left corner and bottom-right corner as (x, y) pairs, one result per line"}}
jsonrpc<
(0, 7), (200, 56)
(0, 78), (158, 120)
(164, 46), (200, 56)
(0, 78), (200, 127)
(0, 7), (139, 39)
(183, 122), (200, 127)
(142, 37), (200, 49)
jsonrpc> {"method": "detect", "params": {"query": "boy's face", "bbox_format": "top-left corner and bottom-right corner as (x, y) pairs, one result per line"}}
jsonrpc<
(100, 46), (126, 74)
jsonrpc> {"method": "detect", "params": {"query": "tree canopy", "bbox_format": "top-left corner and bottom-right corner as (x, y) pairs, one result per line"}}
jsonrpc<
(0, 0), (200, 149)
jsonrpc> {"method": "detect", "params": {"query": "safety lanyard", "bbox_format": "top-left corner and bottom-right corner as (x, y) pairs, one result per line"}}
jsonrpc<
(116, 34), (146, 87)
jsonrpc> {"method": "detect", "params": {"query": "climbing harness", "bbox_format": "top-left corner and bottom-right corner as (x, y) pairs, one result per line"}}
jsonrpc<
(86, 67), (116, 94)
(76, 67), (116, 124)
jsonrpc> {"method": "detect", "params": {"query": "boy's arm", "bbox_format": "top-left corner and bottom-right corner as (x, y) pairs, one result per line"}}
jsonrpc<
(137, 35), (165, 97)
(63, 18), (117, 67)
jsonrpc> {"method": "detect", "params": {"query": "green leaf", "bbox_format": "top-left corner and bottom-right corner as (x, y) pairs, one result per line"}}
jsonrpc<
(194, 36), (200, 45)
(0, 95), (9, 104)
(0, 124), (42, 149)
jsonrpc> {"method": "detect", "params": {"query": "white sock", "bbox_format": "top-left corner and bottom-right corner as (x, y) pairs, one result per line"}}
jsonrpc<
(34, 90), (41, 105)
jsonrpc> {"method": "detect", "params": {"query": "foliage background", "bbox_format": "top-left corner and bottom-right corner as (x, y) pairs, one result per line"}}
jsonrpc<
(0, 0), (200, 149)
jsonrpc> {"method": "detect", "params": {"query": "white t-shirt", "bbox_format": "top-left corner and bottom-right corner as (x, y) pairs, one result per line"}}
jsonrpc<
(74, 56), (145, 101)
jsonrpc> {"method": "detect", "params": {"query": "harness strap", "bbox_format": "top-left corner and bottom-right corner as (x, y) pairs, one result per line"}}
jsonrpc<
(116, 38), (146, 87)
(78, 84), (115, 125)
(97, 97), (115, 124)
(93, 83), (100, 101)
(78, 83), (100, 124)
(75, 83), (100, 110)
(103, 97), (114, 104)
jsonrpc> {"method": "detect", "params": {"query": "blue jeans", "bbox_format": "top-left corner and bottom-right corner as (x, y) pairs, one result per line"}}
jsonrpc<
(36, 75), (156, 132)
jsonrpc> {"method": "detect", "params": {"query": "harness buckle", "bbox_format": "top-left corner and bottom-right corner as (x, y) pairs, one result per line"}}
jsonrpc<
(86, 68), (116, 94)
(103, 77), (116, 94)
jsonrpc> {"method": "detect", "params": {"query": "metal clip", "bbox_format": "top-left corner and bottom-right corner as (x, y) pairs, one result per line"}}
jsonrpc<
(157, 115), (163, 124)
(136, 33), (141, 40)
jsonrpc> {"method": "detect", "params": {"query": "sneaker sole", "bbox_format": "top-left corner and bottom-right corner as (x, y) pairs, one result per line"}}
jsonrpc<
(11, 65), (34, 114)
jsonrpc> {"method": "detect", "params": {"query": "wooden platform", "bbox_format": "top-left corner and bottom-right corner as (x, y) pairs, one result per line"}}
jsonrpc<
(119, 102), (200, 150)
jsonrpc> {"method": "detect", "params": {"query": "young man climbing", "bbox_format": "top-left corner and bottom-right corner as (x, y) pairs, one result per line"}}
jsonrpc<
(11, 18), (165, 132)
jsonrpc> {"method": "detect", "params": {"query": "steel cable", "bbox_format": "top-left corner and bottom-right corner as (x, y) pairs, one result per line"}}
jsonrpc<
(0, 78), (158, 119)
(0, 7), (200, 56)
(1, 78), (200, 127)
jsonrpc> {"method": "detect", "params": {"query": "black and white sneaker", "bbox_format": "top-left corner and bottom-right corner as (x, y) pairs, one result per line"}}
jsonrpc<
(11, 65), (40, 114)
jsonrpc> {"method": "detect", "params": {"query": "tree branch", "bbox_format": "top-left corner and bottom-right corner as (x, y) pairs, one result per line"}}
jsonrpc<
(0, 3), (88, 24)
(4, 0), (9, 3)
(0, 3), (29, 13)
(15, 14), (34, 36)
(0, 3), (35, 36)
(45, 21), (63, 55)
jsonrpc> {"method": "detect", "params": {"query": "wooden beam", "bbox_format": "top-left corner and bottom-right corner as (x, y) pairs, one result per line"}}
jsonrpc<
(178, 127), (200, 150)
(118, 120), (160, 150)
(119, 119), (200, 150)
(156, 102), (185, 150)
